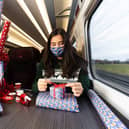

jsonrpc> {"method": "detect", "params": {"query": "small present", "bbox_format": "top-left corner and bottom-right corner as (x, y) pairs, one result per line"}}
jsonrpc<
(15, 82), (22, 90)
(36, 92), (79, 112)
(50, 85), (65, 100)
(19, 93), (31, 106)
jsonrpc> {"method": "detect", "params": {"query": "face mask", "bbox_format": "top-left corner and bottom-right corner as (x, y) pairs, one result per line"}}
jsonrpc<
(50, 46), (64, 57)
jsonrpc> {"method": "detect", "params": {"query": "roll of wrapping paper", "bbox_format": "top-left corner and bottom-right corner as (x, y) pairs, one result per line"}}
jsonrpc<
(50, 82), (66, 99)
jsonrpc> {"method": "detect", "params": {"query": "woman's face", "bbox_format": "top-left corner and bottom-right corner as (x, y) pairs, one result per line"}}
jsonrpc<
(50, 34), (64, 59)
(50, 34), (64, 48)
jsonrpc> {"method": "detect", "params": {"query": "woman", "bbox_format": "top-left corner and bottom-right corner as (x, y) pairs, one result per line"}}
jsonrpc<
(32, 28), (90, 97)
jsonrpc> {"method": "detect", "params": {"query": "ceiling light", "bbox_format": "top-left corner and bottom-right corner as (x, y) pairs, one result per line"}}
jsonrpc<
(36, 0), (52, 34)
(16, 0), (47, 41)
(7, 37), (30, 47)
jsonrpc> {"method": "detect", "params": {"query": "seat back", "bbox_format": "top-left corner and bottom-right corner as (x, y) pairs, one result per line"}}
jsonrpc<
(6, 47), (40, 89)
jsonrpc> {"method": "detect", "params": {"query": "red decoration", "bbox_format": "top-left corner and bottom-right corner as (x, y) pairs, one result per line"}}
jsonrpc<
(20, 93), (31, 106)
(0, 21), (10, 72)
(0, 21), (10, 62)
(0, 21), (13, 103)
(0, 78), (15, 103)
(0, 95), (13, 103)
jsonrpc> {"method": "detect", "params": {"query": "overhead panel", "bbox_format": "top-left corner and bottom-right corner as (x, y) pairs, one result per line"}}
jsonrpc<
(54, 0), (73, 31)
(25, 0), (49, 37)
(2, 0), (47, 47)
(44, 0), (56, 30)
(2, 0), (73, 49)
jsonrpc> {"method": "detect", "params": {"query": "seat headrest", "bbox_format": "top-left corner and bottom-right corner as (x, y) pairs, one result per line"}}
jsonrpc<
(8, 47), (40, 62)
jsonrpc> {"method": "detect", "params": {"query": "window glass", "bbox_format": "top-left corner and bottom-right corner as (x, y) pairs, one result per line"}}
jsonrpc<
(88, 0), (129, 94)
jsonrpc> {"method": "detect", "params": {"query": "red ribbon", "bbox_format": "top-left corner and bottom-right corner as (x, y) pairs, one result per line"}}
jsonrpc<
(20, 93), (31, 105)
(50, 82), (66, 98)
(20, 93), (26, 104)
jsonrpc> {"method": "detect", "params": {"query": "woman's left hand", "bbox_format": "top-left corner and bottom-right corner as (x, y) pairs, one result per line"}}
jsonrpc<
(65, 82), (84, 97)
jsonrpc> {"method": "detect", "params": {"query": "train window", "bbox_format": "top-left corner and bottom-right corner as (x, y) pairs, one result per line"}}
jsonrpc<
(88, 0), (129, 95)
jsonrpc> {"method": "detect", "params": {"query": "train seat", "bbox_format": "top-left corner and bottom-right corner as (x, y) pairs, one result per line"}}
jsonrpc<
(6, 47), (40, 89)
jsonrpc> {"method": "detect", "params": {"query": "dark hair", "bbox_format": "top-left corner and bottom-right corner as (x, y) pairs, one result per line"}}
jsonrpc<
(42, 28), (88, 78)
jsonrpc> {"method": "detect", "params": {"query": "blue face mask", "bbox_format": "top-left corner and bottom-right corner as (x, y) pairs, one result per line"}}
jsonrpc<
(50, 46), (64, 57)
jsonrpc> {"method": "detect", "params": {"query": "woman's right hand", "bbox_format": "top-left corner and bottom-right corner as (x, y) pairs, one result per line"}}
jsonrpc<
(37, 78), (51, 91)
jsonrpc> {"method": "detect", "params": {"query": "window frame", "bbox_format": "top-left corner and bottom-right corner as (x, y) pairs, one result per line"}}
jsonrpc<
(85, 0), (129, 96)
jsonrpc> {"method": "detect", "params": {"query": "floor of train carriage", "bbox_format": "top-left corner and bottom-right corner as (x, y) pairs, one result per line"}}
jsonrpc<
(0, 93), (105, 129)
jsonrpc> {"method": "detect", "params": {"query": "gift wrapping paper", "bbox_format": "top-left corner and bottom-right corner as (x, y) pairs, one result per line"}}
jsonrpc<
(88, 89), (128, 129)
(0, 102), (3, 112)
(50, 86), (65, 99)
(36, 92), (79, 112)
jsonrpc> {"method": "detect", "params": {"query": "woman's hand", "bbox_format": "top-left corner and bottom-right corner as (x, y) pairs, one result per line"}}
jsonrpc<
(65, 82), (84, 97)
(37, 78), (51, 91)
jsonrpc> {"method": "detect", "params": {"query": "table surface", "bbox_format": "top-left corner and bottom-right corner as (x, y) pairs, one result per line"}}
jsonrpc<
(0, 94), (105, 129)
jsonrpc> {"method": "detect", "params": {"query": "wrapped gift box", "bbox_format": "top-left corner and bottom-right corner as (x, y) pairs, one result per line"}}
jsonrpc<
(50, 86), (65, 99)
(36, 92), (79, 112)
